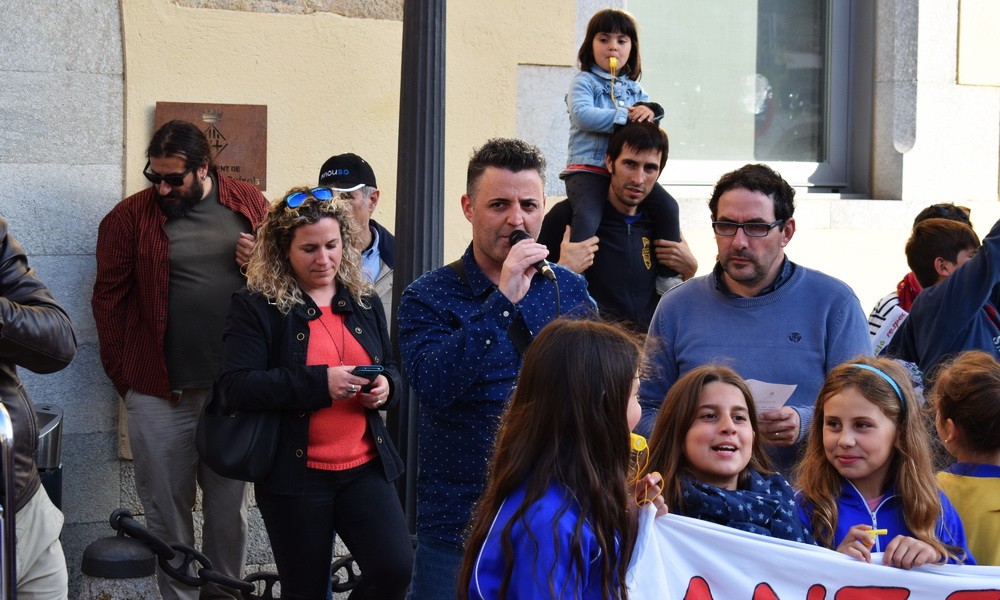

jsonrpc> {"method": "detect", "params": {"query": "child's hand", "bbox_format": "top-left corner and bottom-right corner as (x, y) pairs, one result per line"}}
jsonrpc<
(883, 535), (942, 569)
(634, 471), (668, 517)
(835, 524), (875, 563)
(626, 104), (656, 122)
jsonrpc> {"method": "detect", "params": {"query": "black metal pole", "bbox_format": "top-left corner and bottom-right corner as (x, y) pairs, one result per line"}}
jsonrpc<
(389, 0), (446, 534)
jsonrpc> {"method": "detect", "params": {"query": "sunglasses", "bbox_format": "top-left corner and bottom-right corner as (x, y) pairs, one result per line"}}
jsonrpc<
(933, 203), (971, 219)
(143, 161), (194, 187)
(284, 187), (334, 208)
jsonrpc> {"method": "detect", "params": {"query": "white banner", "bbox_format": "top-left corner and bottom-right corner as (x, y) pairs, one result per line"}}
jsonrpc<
(627, 508), (1000, 600)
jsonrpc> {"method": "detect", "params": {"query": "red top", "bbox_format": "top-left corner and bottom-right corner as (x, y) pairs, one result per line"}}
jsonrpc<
(305, 308), (378, 470)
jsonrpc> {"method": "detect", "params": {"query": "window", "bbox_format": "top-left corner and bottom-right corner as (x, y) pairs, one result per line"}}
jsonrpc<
(629, 0), (870, 191)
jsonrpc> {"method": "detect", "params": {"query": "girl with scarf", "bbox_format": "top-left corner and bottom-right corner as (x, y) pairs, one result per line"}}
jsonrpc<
(646, 365), (814, 544)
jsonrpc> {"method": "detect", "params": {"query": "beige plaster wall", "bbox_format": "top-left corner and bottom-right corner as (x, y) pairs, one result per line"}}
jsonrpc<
(958, 0), (1000, 86)
(123, 0), (575, 262)
(440, 0), (575, 258)
(123, 0), (403, 220)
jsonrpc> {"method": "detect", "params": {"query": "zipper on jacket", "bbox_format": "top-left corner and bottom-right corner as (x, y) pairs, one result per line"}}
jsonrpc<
(846, 478), (894, 553)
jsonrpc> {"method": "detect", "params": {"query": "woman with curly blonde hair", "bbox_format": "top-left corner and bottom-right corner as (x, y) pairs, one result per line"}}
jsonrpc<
(244, 187), (373, 312)
(217, 187), (412, 599)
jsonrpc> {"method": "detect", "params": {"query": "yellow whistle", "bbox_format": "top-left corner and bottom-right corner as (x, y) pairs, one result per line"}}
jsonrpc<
(609, 56), (618, 76)
(868, 529), (888, 538)
(630, 433), (647, 452)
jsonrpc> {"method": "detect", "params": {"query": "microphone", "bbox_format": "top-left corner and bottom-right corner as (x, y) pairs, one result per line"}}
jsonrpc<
(508, 230), (556, 281)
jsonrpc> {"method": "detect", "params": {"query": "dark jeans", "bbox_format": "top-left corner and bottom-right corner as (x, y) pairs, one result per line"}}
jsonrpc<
(256, 460), (413, 600)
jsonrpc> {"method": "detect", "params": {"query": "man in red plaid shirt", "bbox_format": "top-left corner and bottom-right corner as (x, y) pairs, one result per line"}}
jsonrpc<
(92, 120), (267, 600)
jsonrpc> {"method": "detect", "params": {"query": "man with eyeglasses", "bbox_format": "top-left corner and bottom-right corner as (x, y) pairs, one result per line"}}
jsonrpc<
(92, 119), (267, 600)
(635, 163), (870, 473)
(538, 121), (697, 333)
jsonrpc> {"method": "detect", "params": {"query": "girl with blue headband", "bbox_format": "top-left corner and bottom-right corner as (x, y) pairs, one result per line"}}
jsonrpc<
(795, 356), (975, 568)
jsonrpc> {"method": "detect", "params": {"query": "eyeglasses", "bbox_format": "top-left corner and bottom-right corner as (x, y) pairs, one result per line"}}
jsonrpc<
(284, 187), (334, 208)
(712, 220), (785, 237)
(143, 161), (194, 187)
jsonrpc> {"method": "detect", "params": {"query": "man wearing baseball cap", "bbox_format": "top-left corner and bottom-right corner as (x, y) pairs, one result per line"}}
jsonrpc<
(319, 153), (395, 319)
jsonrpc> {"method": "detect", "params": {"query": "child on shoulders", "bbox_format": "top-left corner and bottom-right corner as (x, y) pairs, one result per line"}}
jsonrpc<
(564, 8), (681, 289)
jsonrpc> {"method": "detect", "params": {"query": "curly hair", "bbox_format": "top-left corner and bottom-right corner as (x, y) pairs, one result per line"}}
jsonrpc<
(244, 187), (374, 313)
(709, 163), (795, 224)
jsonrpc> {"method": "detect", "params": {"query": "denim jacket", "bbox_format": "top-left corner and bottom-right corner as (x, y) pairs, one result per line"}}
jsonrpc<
(566, 66), (650, 168)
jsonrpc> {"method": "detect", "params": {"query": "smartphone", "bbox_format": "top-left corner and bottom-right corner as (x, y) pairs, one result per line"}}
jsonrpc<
(350, 365), (384, 393)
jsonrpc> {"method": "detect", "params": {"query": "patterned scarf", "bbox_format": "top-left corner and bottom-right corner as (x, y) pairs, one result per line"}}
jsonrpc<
(679, 470), (816, 545)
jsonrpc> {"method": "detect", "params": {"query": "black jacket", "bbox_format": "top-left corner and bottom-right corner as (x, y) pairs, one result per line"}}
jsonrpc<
(539, 199), (659, 332)
(216, 286), (403, 495)
(0, 218), (76, 511)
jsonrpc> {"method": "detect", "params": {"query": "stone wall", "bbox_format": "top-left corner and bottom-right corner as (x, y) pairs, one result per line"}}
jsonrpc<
(1, 0), (128, 595)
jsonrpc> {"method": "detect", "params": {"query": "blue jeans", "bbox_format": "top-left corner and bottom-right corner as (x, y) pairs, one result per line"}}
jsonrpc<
(407, 535), (463, 600)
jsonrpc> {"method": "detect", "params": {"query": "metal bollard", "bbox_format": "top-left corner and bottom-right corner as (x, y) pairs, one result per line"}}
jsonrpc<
(0, 404), (17, 599)
(77, 534), (161, 600)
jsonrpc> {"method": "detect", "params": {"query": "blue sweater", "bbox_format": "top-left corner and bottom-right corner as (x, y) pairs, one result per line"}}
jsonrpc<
(398, 245), (596, 546)
(637, 262), (871, 471)
(887, 217), (1000, 378)
(467, 483), (614, 600)
(796, 478), (976, 564)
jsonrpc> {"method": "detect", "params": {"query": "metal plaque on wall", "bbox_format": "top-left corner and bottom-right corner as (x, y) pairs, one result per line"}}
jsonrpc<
(154, 102), (267, 191)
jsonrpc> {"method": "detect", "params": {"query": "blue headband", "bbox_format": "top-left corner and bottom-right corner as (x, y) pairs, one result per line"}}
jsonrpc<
(850, 364), (907, 420)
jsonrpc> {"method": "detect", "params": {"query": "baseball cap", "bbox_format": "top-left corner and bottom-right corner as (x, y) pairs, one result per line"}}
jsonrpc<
(318, 153), (377, 191)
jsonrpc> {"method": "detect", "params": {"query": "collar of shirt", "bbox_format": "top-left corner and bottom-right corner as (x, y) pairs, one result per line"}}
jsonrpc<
(943, 462), (1000, 478)
(361, 224), (381, 282)
(713, 257), (794, 298)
